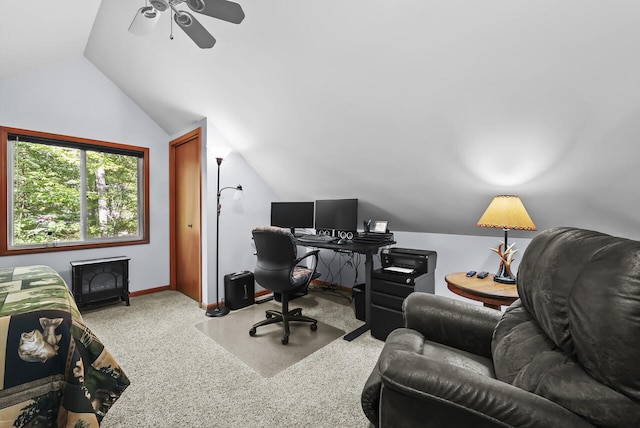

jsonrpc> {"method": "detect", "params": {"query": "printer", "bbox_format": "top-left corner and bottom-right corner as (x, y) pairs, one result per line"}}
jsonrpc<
(380, 247), (437, 276)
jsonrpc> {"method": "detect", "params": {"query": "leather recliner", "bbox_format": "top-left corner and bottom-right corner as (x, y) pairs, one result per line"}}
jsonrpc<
(361, 227), (640, 427)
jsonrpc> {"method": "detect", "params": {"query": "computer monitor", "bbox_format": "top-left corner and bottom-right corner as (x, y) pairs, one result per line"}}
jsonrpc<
(315, 198), (358, 232)
(270, 201), (315, 233)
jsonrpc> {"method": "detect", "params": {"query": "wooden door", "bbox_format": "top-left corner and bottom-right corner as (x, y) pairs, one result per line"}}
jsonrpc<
(170, 129), (202, 303)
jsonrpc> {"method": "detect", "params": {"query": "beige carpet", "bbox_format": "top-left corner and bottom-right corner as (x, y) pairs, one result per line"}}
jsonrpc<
(195, 296), (345, 377)
(81, 289), (384, 427)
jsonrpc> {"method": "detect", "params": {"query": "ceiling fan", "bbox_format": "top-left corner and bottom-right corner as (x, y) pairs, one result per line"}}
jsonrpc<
(129, 0), (245, 49)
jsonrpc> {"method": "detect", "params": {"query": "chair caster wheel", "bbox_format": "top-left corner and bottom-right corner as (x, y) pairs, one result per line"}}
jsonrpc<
(249, 328), (256, 336)
(310, 323), (317, 331)
(281, 335), (289, 345)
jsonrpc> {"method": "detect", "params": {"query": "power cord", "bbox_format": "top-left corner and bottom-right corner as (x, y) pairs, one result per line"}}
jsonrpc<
(309, 250), (362, 303)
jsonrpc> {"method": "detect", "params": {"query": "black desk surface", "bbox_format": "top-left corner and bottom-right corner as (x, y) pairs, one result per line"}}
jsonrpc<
(295, 238), (395, 253)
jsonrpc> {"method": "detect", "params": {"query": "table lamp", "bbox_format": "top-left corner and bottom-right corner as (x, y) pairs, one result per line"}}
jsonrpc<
(477, 195), (536, 284)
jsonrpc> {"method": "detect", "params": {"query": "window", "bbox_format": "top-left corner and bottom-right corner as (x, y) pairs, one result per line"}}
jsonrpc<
(1, 127), (150, 255)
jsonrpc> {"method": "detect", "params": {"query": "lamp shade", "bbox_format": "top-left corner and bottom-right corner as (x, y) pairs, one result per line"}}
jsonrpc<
(128, 6), (160, 35)
(233, 185), (243, 200)
(477, 195), (536, 231)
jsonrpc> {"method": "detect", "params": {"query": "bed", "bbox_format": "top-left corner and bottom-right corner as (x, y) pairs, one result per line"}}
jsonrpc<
(0, 265), (129, 427)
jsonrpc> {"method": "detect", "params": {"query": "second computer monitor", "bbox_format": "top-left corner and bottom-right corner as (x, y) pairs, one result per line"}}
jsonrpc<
(315, 198), (358, 235)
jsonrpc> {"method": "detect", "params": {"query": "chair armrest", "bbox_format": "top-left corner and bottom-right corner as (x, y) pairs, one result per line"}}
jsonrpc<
(403, 292), (501, 358)
(294, 249), (320, 278)
(378, 350), (594, 428)
(294, 249), (319, 266)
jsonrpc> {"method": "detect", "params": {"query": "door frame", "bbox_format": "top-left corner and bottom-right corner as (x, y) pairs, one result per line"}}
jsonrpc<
(169, 128), (203, 304)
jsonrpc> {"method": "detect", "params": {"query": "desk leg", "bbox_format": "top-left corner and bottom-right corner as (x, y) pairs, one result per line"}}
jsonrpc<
(344, 250), (373, 341)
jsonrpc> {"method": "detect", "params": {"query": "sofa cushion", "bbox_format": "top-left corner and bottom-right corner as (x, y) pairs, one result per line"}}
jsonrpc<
(492, 227), (640, 427)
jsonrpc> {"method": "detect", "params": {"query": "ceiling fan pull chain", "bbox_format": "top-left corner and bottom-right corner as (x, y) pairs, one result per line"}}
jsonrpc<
(170, 11), (174, 40)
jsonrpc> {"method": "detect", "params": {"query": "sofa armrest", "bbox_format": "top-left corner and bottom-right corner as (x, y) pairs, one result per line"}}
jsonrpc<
(403, 292), (501, 358)
(378, 350), (595, 428)
(361, 329), (425, 426)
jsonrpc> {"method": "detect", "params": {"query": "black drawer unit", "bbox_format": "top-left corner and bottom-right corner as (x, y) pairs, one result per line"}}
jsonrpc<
(70, 256), (130, 308)
(371, 305), (405, 341)
(370, 265), (436, 341)
(372, 278), (415, 299)
(371, 291), (407, 311)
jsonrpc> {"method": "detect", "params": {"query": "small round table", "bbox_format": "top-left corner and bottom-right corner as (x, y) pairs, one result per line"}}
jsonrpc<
(445, 272), (519, 310)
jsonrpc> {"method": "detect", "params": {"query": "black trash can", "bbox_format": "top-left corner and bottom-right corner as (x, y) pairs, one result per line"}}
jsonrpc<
(352, 283), (365, 321)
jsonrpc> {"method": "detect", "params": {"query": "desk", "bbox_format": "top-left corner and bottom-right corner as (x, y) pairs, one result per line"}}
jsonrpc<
(445, 272), (518, 310)
(296, 238), (395, 341)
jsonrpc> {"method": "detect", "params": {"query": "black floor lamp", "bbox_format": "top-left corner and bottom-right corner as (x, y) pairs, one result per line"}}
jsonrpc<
(205, 156), (243, 317)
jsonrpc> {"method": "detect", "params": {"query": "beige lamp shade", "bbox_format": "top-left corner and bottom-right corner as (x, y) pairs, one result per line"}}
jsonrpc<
(477, 195), (536, 231)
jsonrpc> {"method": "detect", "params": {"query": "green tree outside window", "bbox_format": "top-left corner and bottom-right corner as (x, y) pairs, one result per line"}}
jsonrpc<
(11, 140), (142, 247)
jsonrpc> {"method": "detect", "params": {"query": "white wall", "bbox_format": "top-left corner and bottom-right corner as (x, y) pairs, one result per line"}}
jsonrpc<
(0, 56), (535, 307)
(0, 57), (171, 291)
(208, 148), (279, 305)
(393, 231), (532, 299)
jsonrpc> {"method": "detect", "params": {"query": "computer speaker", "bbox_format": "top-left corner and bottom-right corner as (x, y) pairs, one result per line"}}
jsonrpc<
(336, 230), (355, 240)
(317, 229), (334, 237)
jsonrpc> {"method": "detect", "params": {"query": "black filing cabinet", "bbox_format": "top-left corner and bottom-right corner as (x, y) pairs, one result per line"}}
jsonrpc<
(371, 251), (436, 341)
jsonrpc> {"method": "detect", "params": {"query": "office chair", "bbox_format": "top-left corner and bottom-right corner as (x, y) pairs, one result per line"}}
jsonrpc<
(249, 226), (320, 345)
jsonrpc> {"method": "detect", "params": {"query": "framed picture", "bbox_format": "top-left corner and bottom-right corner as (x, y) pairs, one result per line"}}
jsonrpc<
(373, 221), (388, 233)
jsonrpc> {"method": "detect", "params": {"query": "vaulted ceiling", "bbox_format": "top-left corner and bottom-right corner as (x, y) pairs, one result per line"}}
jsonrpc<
(3, 1), (640, 238)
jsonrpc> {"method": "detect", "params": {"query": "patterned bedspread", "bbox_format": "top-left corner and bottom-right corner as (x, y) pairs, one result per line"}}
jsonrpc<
(0, 265), (129, 427)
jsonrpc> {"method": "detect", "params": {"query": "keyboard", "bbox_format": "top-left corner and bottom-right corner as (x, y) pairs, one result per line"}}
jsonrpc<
(297, 234), (339, 244)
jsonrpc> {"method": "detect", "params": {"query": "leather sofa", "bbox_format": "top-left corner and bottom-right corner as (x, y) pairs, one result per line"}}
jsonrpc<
(361, 227), (640, 427)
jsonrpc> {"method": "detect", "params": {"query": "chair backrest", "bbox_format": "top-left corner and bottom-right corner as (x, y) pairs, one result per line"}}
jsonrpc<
(252, 226), (298, 293)
(492, 227), (640, 426)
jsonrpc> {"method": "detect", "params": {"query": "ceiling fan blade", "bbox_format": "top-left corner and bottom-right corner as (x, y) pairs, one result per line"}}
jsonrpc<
(129, 6), (160, 35)
(185, 0), (245, 24)
(174, 11), (216, 49)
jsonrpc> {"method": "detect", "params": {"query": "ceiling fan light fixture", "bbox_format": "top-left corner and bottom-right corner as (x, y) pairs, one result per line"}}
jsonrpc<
(149, 0), (169, 12)
(129, 6), (161, 35)
(143, 8), (158, 19)
(129, 0), (244, 48)
(186, 0), (206, 13)
(176, 12), (193, 27)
